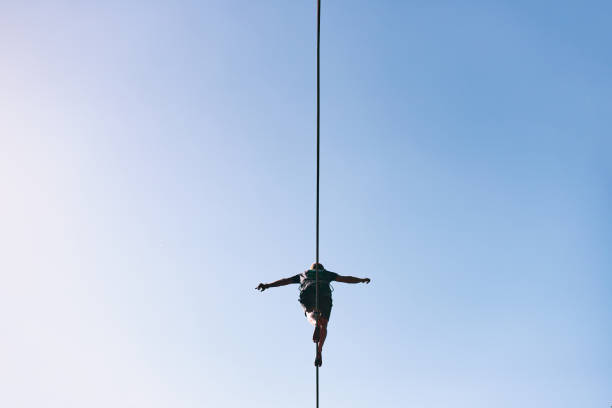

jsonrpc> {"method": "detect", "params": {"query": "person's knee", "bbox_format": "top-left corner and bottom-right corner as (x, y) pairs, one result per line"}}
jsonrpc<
(306, 311), (318, 325)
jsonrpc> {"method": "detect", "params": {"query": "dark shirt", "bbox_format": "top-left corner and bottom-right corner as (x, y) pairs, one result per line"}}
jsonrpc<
(290, 269), (338, 294)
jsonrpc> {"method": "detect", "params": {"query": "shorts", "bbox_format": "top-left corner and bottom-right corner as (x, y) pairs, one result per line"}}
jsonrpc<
(299, 287), (333, 319)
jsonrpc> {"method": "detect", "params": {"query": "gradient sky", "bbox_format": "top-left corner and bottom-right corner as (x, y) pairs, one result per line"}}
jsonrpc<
(1, 1), (611, 407)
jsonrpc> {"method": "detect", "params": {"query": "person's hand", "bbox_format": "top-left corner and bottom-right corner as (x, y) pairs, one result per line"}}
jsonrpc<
(362, 278), (370, 284)
(256, 283), (268, 291)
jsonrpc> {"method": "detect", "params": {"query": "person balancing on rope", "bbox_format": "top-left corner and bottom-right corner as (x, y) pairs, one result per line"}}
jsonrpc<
(256, 262), (370, 367)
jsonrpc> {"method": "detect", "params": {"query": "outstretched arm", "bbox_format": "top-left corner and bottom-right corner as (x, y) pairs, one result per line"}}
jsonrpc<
(256, 276), (299, 291)
(335, 275), (370, 284)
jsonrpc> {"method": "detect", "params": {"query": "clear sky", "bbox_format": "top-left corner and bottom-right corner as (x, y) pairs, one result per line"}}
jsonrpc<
(1, 1), (611, 407)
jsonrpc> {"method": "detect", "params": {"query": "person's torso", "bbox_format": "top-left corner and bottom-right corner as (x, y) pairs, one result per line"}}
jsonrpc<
(299, 270), (337, 293)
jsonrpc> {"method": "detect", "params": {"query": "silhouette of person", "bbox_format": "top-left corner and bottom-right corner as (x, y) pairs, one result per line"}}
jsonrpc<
(256, 262), (370, 366)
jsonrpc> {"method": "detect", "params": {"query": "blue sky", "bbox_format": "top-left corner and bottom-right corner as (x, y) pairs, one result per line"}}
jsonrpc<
(1, 1), (610, 407)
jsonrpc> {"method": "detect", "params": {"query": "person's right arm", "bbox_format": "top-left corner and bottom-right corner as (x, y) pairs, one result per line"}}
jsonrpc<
(256, 276), (299, 291)
(334, 275), (370, 284)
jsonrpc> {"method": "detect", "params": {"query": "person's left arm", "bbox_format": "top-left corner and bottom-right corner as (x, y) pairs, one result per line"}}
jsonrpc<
(334, 275), (370, 284)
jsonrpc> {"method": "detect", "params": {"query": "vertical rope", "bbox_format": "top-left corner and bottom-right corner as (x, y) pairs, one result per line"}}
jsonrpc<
(315, 1), (321, 408)
(315, 0), (321, 306)
(315, 5), (321, 265)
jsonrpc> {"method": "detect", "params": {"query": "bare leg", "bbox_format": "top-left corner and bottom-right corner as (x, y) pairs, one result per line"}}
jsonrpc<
(305, 310), (321, 342)
(314, 317), (328, 367)
(306, 310), (318, 325)
(317, 317), (328, 354)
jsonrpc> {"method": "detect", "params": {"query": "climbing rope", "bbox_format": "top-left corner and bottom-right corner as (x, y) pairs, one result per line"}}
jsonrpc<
(315, 1), (321, 407)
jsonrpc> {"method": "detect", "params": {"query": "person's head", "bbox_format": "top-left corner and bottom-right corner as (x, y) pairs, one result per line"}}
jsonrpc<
(310, 262), (325, 270)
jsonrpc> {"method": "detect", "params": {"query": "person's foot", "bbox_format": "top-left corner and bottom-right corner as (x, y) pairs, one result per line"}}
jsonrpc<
(314, 351), (322, 367)
(312, 325), (321, 343)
